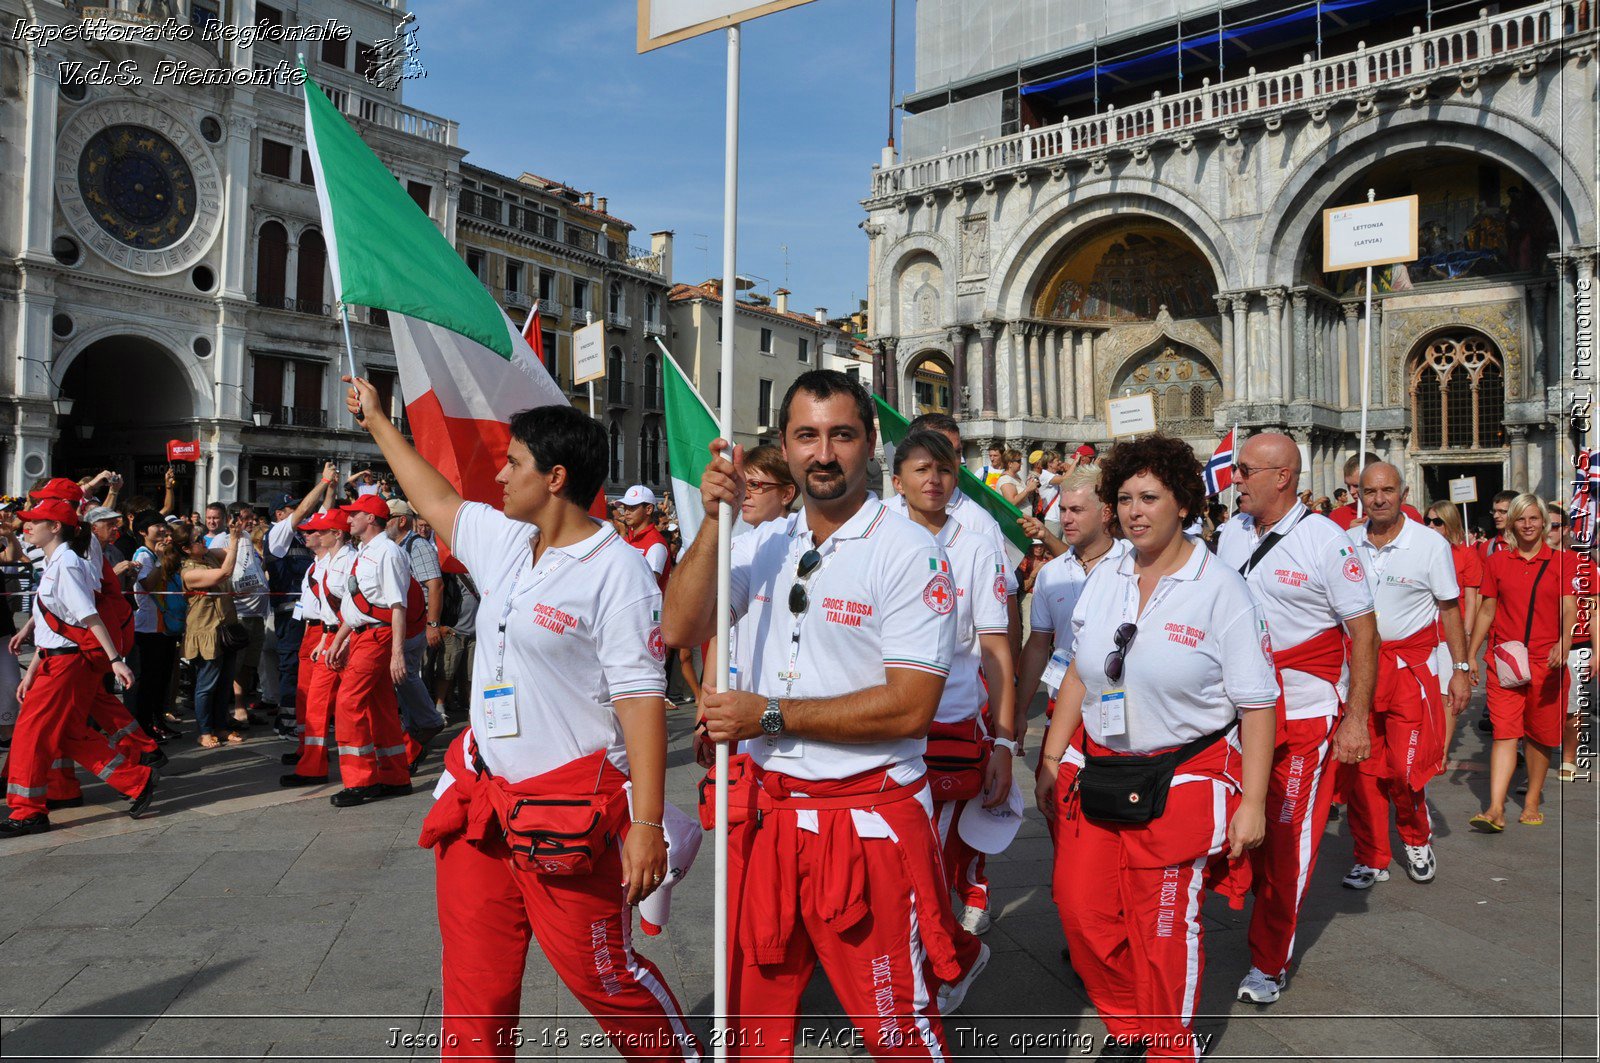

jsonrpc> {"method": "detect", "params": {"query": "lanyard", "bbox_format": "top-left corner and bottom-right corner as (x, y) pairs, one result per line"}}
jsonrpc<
(493, 538), (571, 683)
(778, 533), (842, 696)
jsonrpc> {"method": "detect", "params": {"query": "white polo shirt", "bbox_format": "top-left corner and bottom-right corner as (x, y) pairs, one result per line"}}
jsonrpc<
(1347, 516), (1459, 643)
(266, 515), (297, 558)
(341, 533), (411, 630)
(316, 542), (356, 627)
(887, 488), (1019, 595)
(930, 518), (1009, 725)
(1216, 501), (1375, 718)
(1029, 538), (1133, 658)
(1038, 469), (1061, 523)
(33, 545), (100, 651)
(293, 558), (320, 623)
(450, 502), (666, 784)
(1071, 538), (1279, 754)
(731, 493), (958, 783)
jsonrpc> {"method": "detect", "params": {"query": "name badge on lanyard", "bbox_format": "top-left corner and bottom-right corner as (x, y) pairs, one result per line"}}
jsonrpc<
(1100, 688), (1127, 737)
(1040, 648), (1072, 692)
(481, 683), (519, 738)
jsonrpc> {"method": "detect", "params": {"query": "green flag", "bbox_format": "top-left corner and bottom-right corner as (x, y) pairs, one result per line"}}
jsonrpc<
(663, 350), (721, 549)
(874, 395), (1031, 556)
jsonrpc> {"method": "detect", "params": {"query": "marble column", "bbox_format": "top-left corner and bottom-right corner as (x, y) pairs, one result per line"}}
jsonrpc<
(1215, 295), (1236, 401)
(1508, 424), (1530, 491)
(219, 114), (254, 300)
(1077, 330), (1096, 423)
(1265, 289), (1286, 403)
(1291, 291), (1310, 402)
(20, 46), (61, 260)
(947, 326), (970, 416)
(883, 338), (900, 409)
(1232, 297), (1250, 404)
(979, 323), (998, 416)
(1060, 329), (1079, 420)
(1043, 329), (1061, 420)
(872, 340), (887, 398)
(1528, 283), (1550, 399)
(1289, 426), (1312, 494)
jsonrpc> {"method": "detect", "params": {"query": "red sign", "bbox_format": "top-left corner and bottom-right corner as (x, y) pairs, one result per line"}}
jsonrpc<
(166, 439), (201, 462)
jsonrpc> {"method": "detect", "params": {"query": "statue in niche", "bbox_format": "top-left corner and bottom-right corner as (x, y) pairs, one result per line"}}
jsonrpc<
(914, 283), (938, 328)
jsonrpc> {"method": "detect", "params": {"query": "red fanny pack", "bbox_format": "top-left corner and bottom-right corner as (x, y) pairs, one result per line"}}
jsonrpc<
(923, 717), (988, 802)
(503, 787), (630, 876)
(697, 752), (758, 831)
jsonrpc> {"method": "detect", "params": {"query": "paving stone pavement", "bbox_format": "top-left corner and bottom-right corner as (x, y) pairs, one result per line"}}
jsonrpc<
(0, 691), (1594, 1062)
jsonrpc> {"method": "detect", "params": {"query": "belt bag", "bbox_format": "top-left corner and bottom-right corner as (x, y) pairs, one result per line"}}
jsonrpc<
(503, 787), (628, 877)
(1494, 556), (1551, 689)
(697, 753), (758, 831)
(1076, 723), (1236, 825)
(924, 722), (986, 802)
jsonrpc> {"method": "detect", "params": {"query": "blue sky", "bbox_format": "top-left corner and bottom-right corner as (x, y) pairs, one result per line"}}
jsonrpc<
(402, 0), (916, 320)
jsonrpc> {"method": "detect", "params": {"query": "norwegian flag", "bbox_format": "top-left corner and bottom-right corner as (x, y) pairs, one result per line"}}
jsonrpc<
(520, 299), (548, 371)
(1204, 427), (1237, 497)
(1572, 448), (1599, 547)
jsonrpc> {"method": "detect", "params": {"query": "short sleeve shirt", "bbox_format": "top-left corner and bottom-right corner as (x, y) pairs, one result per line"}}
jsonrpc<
(887, 489), (1018, 595)
(132, 546), (160, 634)
(266, 516), (297, 559)
(450, 502), (666, 784)
(729, 494), (958, 782)
(33, 547), (100, 650)
(317, 543), (356, 626)
(341, 534), (411, 629)
(230, 539), (270, 619)
(1480, 544), (1581, 653)
(933, 518), (1010, 725)
(1071, 538), (1279, 753)
(1347, 517), (1460, 642)
(403, 532), (443, 586)
(1029, 539), (1133, 659)
(1216, 502), (1375, 717)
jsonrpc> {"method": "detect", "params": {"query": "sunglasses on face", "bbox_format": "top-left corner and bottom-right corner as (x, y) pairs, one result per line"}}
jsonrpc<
(788, 548), (823, 615)
(1231, 464), (1286, 480)
(1104, 622), (1138, 683)
(1425, 516), (1446, 527)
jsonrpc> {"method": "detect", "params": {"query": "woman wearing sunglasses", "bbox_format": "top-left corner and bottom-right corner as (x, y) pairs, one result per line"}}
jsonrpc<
(1423, 502), (1483, 649)
(1035, 435), (1277, 1061)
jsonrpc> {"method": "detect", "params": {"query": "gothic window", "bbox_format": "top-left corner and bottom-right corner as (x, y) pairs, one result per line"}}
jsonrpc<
(1409, 333), (1506, 450)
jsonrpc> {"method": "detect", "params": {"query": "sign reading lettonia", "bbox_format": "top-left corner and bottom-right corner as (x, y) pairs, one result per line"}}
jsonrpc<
(636, 0), (817, 51)
(1322, 195), (1419, 272)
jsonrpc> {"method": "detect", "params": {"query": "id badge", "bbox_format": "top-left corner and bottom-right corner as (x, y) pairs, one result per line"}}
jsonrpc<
(481, 683), (520, 738)
(1099, 688), (1127, 737)
(1040, 649), (1072, 692)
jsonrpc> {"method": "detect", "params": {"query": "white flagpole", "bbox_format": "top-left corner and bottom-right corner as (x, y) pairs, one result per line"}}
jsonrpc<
(339, 303), (361, 423)
(1356, 188), (1375, 520)
(713, 24), (740, 1062)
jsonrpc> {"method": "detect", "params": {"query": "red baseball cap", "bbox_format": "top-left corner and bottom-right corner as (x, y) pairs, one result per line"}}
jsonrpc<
(297, 512), (327, 532)
(1075, 444), (1097, 459)
(318, 509), (351, 534)
(341, 494), (391, 520)
(17, 498), (81, 526)
(30, 477), (85, 504)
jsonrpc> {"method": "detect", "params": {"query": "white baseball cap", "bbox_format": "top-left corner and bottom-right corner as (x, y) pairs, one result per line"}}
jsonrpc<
(620, 485), (656, 507)
(956, 779), (1026, 855)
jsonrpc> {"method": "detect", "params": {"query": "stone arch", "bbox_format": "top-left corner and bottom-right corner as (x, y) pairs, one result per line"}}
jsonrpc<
(988, 180), (1240, 322)
(1255, 104), (1595, 286)
(902, 349), (956, 416)
(1107, 337), (1224, 436)
(876, 231), (956, 335)
(53, 322), (212, 420)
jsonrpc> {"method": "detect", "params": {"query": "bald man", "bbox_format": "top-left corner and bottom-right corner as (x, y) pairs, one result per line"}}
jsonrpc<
(1216, 432), (1379, 1006)
(1342, 463), (1469, 888)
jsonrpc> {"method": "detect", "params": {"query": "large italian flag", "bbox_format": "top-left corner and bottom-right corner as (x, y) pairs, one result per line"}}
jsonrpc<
(300, 65), (581, 534)
(661, 351), (719, 549)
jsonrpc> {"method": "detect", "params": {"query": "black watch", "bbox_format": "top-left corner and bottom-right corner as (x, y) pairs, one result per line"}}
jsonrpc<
(759, 696), (784, 736)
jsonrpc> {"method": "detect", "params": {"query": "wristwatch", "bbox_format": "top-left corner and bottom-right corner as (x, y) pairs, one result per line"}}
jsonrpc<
(427, 621), (441, 628)
(991, 737), (1019, 755)
(1453, 661), (1471, 672)
(760, 696), (785, 736)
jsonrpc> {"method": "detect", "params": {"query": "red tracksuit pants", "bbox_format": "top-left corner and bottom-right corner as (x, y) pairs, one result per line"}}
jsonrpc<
(333, 627), (409, 788)
(46, 684), (159, 801)
(1052, 745), (1239, 1062)
(932, 800), (989, 913)
(434, 829), (700, 1062)
(7, 654), (152, 820)
(1246, 715), (1339, 980)
(291, 622), (320, 745)
(295, 642), (338, 780)
(725, 785), (958, 1060)
(1345, 661), (1437, 868)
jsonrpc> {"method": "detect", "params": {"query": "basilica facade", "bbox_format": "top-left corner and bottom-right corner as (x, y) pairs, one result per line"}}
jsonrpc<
(865, 0), (1597, 506)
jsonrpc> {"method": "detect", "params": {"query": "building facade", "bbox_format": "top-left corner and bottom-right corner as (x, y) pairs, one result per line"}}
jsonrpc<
(453, 164), (673, 494)
(866, 0), (1597, 505)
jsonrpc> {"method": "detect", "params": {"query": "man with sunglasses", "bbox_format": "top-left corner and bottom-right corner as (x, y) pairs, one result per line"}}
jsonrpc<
(664, 370), (966, 1059)
(1216, 433), (1378, 1007)
(1343, 462), (1470, 889)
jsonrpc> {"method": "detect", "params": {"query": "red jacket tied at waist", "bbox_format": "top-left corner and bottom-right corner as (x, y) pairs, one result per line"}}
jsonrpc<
(1270, 625), (1348, 727)
(418, 733), (625, 850)
(1372, 622), (1447, 787)
(735, 766), (965, 984)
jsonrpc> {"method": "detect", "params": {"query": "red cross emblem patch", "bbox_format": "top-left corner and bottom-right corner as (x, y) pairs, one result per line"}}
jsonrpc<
(923, 573), (955, 614)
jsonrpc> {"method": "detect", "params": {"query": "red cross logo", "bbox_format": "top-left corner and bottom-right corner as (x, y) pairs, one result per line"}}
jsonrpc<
(923, 573), (955, 615)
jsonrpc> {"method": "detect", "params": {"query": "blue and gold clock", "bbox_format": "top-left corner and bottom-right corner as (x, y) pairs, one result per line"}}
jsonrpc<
(78, 125), (196, 250)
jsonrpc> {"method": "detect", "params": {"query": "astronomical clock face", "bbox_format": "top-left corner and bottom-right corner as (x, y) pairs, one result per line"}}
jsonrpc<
(56, 100), (222, 275)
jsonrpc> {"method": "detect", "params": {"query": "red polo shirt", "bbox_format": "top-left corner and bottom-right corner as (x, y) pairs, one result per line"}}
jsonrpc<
(1449, 541), (1483, 627)
(1480, 544), (1580, 653)
(1328, 502), (1423, 530)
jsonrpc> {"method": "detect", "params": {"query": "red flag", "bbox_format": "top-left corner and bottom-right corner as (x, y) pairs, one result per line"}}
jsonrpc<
(522, 299), (546, 368)
(166, 440), (201, 462)
(1203, 428), (1235, 497)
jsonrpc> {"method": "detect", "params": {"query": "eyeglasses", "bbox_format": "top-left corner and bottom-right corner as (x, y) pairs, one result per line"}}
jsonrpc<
(746, 479), (784, 496)
(1104, 622), (1138, 683)
(1425, 516), (1446, 527)
(1231, 464), (1286, 480)
(788, 548), (822, 616)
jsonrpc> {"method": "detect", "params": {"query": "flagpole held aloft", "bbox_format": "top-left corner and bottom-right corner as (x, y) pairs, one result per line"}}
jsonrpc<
(339, 302), (360, 420)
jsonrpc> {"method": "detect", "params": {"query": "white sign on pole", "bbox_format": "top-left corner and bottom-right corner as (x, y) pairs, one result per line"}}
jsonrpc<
(1448, 476), (1479, 504)
(1322, 194), (1420, 272)
(1106, 393), (1158, 437)
(637, 0), (816, 51)
(573, 321), (606, 385)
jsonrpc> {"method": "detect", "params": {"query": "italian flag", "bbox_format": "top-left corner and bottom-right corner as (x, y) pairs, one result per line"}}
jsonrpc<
(662, 350), (720, 549)
(300, 65), (588, 537)
(873, 395), (1031, 559)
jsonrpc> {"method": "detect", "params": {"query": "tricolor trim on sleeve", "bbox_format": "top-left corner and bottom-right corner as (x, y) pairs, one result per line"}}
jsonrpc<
(609, 685), (668, 701)
(884, 657), (951, 677)
(862, 505), (888, 538)
(975, 626), (1009, 636)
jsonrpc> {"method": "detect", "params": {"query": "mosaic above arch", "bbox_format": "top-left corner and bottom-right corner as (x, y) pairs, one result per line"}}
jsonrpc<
(1033, 225), (1216, 323)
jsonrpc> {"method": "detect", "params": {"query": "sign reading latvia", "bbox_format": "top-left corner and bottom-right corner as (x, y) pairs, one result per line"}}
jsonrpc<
(573, 321), (607, 385)
(1448, 476), (1479, 504)
(1106, 393), (1157, 438)
(1322, 195), (1419, 272)
(166, 439), (201, 462)
(637, 0), (817, 52)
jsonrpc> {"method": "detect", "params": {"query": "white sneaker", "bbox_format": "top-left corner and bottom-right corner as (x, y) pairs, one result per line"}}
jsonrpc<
(958, 904), (991, 935)
(1341, 863), (1390, 890)
(1403, 843), (1437, 883)
(935, 942), (989, 1015)
(1236, 966), (1284, 1005)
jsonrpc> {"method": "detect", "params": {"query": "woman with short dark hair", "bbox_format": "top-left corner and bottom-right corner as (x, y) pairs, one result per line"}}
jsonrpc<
(1036, 434), (1277, 1061)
